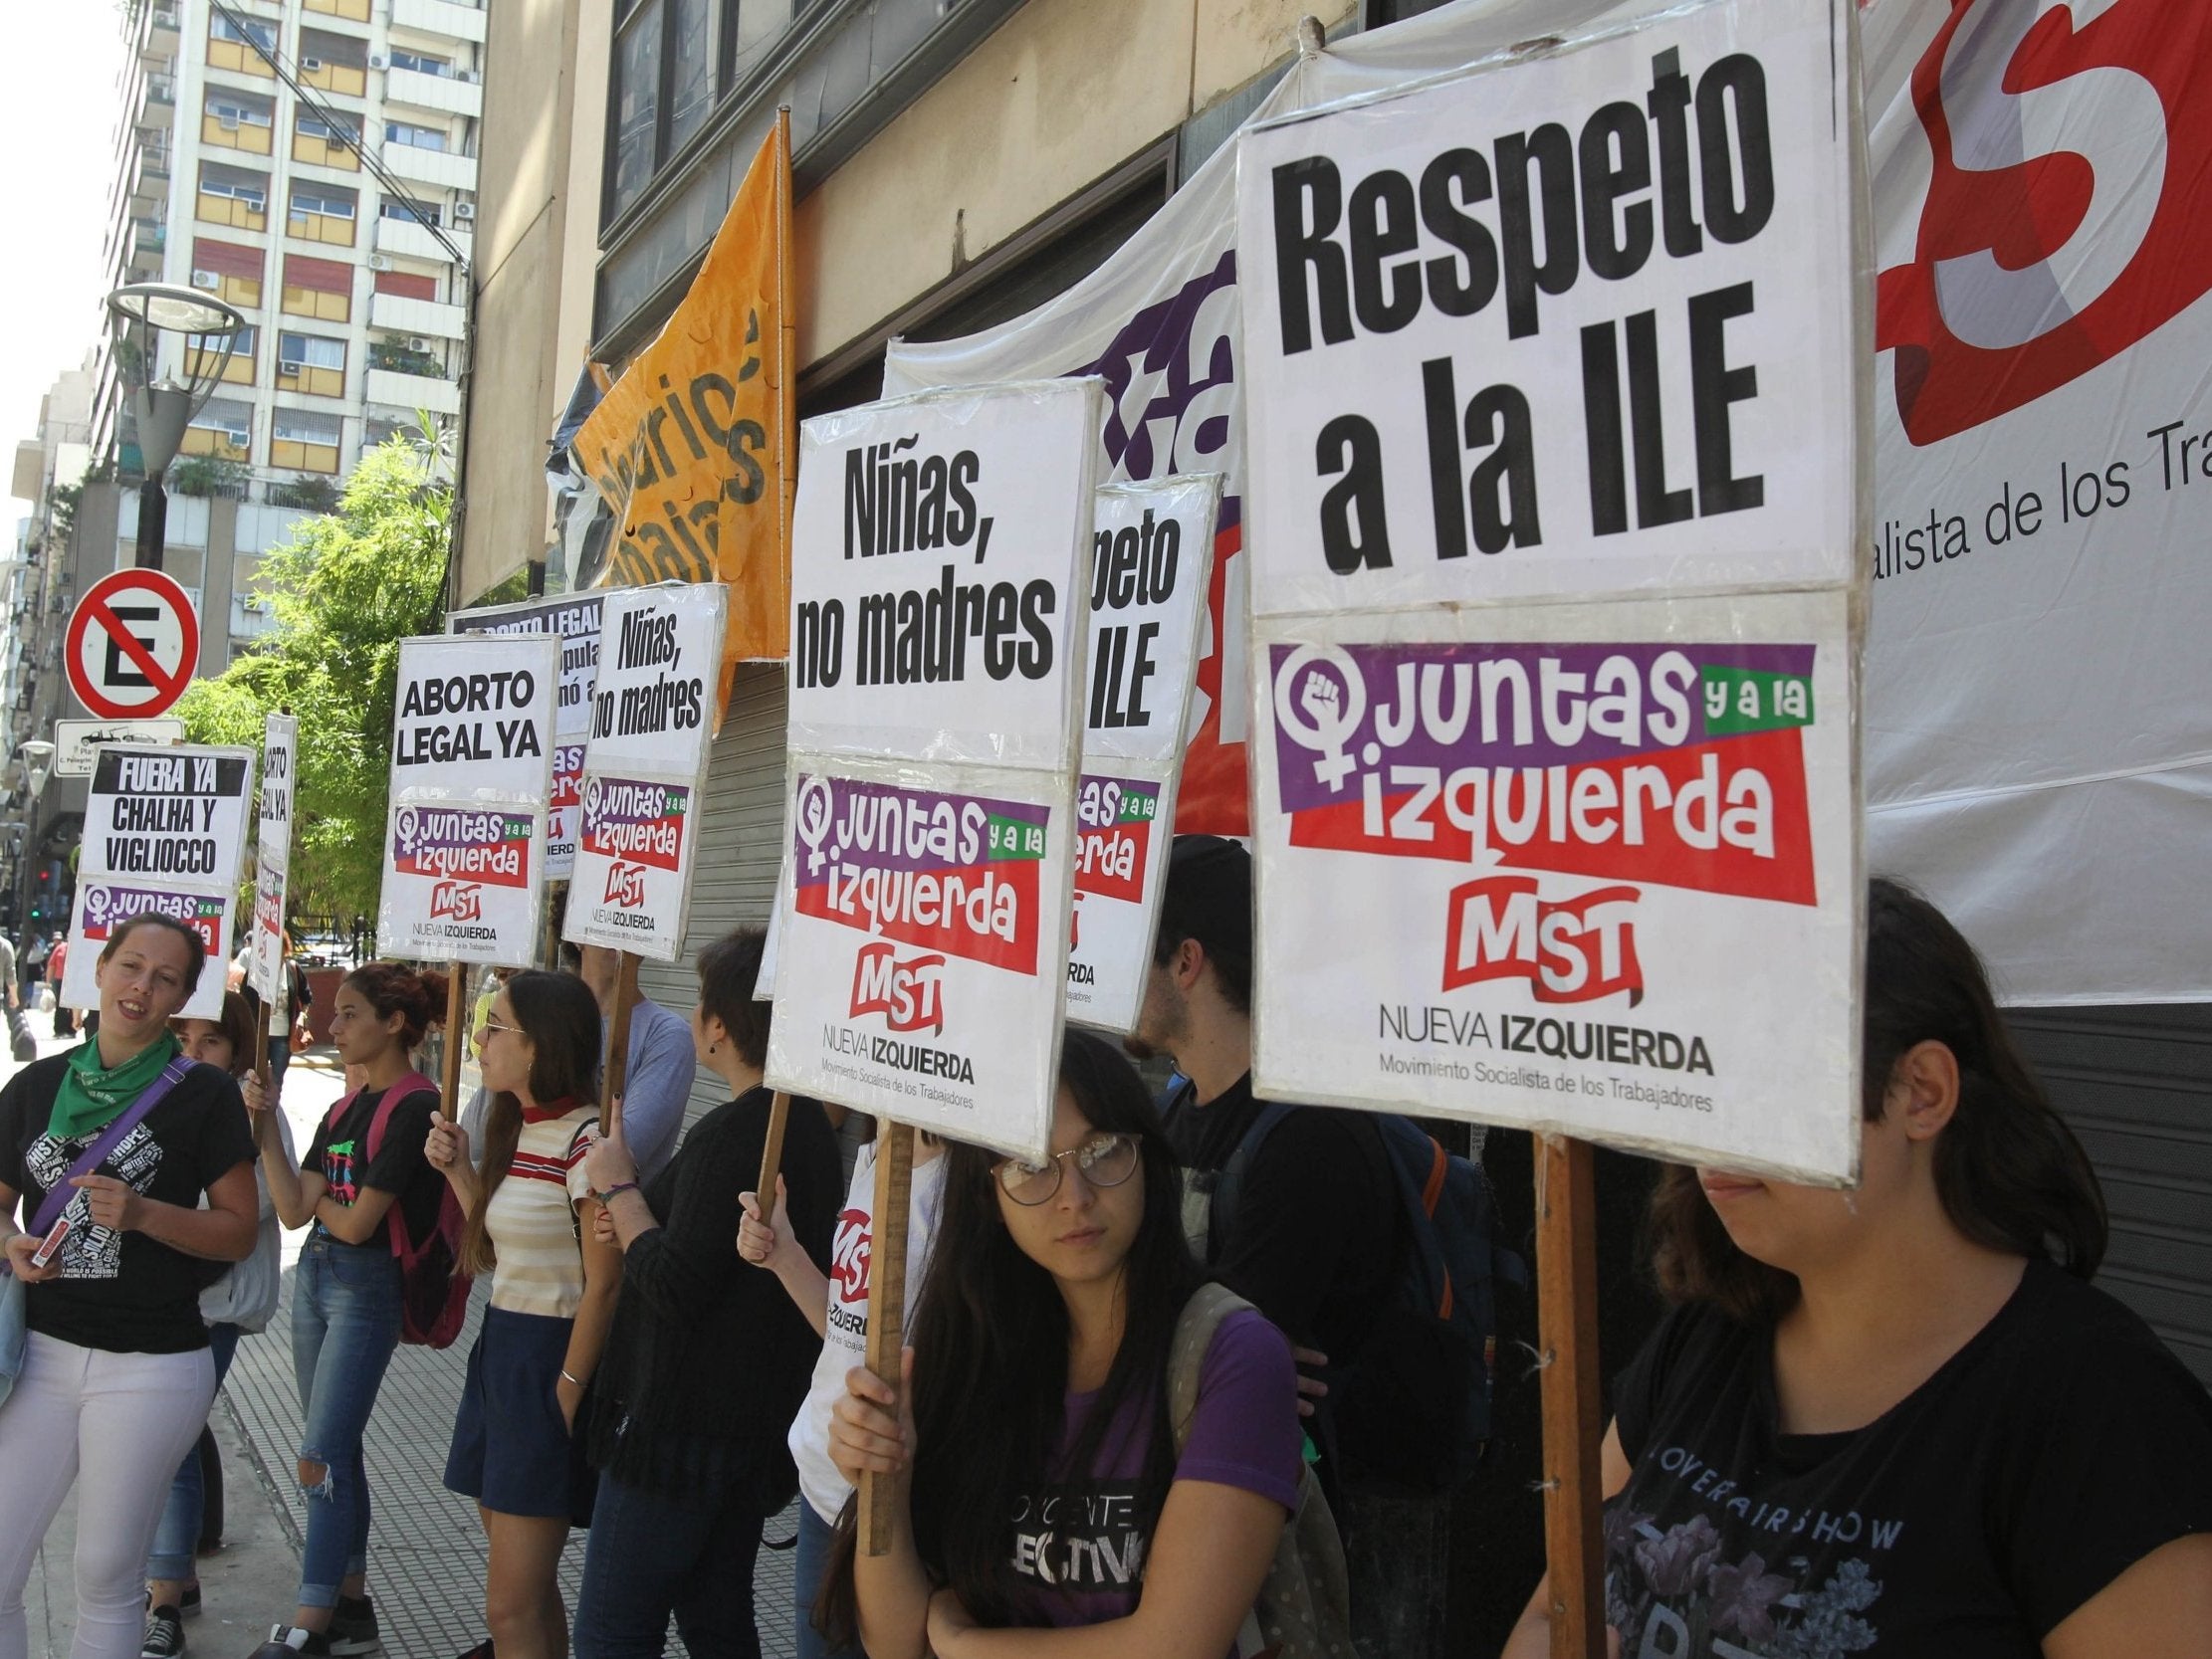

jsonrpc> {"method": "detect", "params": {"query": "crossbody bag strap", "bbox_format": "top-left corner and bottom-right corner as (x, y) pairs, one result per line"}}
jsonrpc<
(29, 1057), (198, 1236)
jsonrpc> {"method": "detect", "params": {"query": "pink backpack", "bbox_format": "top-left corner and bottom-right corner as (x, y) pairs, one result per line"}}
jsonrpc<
(324, 1071), (473, 1347)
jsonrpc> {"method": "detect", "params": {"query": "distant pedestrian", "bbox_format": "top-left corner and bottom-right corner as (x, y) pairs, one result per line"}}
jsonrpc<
(0, 916), (258, 1659)
(571, 928), (840, 1659)
(48, 935), (76, 1039)
(426, 970), (622, 1659)
(141, 991), (297, 1659)
(249, 962), (450, 1658)
(569, 942), (698, 1180)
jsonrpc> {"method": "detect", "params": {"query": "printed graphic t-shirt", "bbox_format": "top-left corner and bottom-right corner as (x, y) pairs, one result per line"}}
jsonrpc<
(303, 1083), (443, 1244)
(485, 1105), (597, 1318)
(0, 1054), (256, 1353)
(1006, 1308), (1302, 1630)
(1608, 1260), (2212, 1657)
(790, 1141), (949, 1525)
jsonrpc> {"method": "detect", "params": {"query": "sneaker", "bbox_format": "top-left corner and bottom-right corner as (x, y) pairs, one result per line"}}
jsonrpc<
(326, 1596), (380, 1658)
(246, 1630), (329, 1658)
(180, 1583), (202, 1617)
(140, 1604), (185, 1659)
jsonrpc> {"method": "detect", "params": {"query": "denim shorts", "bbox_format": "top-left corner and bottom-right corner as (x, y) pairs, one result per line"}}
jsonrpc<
(444, 1305), (596, 1523)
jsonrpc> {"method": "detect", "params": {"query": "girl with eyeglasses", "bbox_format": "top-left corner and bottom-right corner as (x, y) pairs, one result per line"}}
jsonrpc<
(819, 1029), (1318, 1659)
(424, 970), (621, 1659)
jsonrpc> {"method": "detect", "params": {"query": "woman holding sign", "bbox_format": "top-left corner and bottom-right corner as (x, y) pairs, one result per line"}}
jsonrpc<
(424, 970), (621, 1659)
(0, 915), (258, 1659)
(1503, 881), (2212, 1657)
(250, 962), (450, 1659)
(819, 1030), (1333, 1659)
(572, 928), (841, 1659)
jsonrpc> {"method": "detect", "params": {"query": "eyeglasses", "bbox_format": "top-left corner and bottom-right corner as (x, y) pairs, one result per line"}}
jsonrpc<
(479, 1018), (523, 1038)
(995, 1134), (1139, 1206)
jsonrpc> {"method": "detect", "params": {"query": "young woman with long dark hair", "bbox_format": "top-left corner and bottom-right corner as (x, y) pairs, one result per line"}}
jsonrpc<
(425, 969), (622, 1659)
(571, 927), (841, 1659)
(251, 961), (450, 1658)
(0, 915), (258, 1659)
(822, 1029), (1314, 1659)
(1504, 879), (2212, 1657)
(141, 990), (299, 1658)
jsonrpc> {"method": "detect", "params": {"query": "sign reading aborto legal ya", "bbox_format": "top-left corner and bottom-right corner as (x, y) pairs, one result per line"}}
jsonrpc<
(562, 582), (728, 960)
(1236, 0), (1868, 1183)
(378, 632), (560, 967)
(766, 378), (1104, 1162)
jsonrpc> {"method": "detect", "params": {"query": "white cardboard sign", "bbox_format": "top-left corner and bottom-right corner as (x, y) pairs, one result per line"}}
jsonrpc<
(449, 593), (604, 878)
(378, 633), (559, 967)
(65, 742), (257, 1020)
(1237, 0), (1868, 1182)
(767, 380), (1102, 1160)
(563, 583), (728, 959)
(251, 714), (298, 1003)
(1066, 476), (1220, 1032)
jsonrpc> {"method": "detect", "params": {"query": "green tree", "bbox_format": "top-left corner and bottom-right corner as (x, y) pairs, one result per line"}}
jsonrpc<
(176, 437), (451, 916)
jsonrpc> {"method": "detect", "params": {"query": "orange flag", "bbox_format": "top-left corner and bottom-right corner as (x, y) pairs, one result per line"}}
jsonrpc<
(573, 110), (795, 709)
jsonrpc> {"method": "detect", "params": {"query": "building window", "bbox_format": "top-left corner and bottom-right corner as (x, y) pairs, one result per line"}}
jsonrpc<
(388, 48), (453, 77)
(185, 322), (257, 387)
(667, 0), (713, 154)
(203, 93), (275, 155)
(289, 183), (358, 246)
(606, 0), (663, 220)
(366, 335), (443, 377)
(303, 0), (371, 22)
(379, 198), (443, 228)
(295, 109), (361, 170)
(182, 400), (253, 464)
(190, 238), (264, 311)
(272, 410), (343, 473)
(299, 30), (370, 98)
(385, 120), (449, 152)
(276, 331), (346, 398)
(196, 165), (268, 231)
(208, 13), (277, 77)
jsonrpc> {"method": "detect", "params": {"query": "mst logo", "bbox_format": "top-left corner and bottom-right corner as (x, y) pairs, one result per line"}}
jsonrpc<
(1443, 877), (1643, 1005)
(830, 1209), (871, 1304)
(431, 882), (482, 922)
(1877, 0), (2211, 443)
(603, 861), (649, 908)
(849, 941), (946, 1036)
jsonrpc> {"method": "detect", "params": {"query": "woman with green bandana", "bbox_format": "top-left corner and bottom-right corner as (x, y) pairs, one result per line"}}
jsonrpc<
(0, 912), (259, 1659)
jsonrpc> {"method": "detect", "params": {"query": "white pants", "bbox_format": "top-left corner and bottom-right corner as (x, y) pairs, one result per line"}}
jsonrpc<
(0, 1333), (216, 1659)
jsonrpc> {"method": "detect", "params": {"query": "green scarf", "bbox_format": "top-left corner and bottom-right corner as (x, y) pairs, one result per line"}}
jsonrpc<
(50, 1032), (182, 1142)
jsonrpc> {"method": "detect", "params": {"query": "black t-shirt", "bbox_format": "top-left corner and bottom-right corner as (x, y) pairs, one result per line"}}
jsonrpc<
(1165, 1074), (1402, 1469)
(0, 1054), (257, 1353)
(1610, 1261), (2212, 1655)
(302, 1083), (443, 1244)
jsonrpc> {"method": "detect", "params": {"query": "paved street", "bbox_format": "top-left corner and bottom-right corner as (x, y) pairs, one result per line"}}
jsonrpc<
(4, 999), (798, 1658)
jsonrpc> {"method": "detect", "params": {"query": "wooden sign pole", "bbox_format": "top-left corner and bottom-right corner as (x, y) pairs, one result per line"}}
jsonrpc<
(754, 1092), (792, 1216)
(859, 1119), (915, 1556)
(440, 963), (470, 1110)
(600, 949), (641, 1135)
(1536, 1134), (1606, 1659)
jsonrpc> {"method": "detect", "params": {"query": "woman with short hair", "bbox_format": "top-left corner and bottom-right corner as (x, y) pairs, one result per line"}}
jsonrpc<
(0, 916), (258, 1659)
(1503, 880), (2212, 1657)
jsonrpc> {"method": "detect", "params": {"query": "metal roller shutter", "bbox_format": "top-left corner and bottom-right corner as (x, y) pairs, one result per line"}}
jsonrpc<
(2009, 1004), (2212, 1387)
(633, 661), (789, 1127)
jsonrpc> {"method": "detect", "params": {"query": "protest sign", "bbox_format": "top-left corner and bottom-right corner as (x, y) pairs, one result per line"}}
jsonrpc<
(251, 714), (297, 1004)
(66, 742), (256, 1020)
(1067, 475), (1220, 1031)
(563, 583), (728, 959)
(378, 633), (559, 967)
(1238, 0), (1868, 1184)
(450, 593), (604, 878)
(766, 379), (1102, 1160)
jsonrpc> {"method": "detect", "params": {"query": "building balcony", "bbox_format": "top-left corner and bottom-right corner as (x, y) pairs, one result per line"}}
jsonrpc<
(366, 365), (460, 417)
(374, 214), (470, 265)
(380, 141), (475, 192)
(202, 114), (274, 156)
(275, 361), (346, 399)
(287, 208), (357, 248)
(292, 130), (360, 172)
(197, 191), (268, 234)
(300, 60), (369, 99)
(141, 6), (179, 65)
(384, 65), (483, 119)
(302, 0), (371, 23)
(391, 0), (487, 44)
(205, 38), (275, 79)
(369, 291), (465, 339)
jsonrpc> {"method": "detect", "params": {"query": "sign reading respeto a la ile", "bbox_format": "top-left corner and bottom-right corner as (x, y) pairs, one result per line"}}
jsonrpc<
(766, 379), (1103, 1162)
(65, 568), (201, 720)
(1236, 0), (1867, 1183)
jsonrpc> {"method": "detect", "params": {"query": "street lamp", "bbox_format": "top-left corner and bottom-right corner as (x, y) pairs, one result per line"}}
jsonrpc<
(106, 282), (248, 571)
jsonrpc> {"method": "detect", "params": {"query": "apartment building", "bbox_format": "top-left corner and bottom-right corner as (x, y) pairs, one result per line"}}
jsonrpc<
(93, 0), (485, 601)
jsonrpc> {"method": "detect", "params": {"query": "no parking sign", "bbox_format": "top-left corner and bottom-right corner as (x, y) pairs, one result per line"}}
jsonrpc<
(64, 568), (200, 720)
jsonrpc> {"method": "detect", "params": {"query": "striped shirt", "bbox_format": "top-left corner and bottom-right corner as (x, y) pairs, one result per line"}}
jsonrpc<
(485, 1105), (598, 1318)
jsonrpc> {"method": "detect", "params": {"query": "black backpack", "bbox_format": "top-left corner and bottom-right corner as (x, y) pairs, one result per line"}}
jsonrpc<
(1178, 1086), (1528, 1491)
